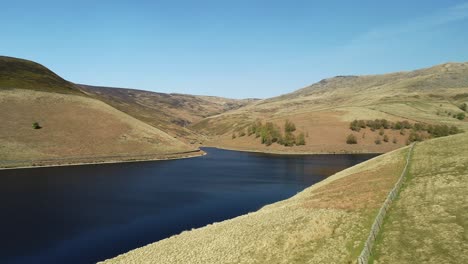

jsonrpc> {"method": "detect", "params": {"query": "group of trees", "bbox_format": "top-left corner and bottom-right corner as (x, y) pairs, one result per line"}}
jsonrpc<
(350, 119), (412, 132)
(346, 118), (463, 145)
(235, 120), (306, 147)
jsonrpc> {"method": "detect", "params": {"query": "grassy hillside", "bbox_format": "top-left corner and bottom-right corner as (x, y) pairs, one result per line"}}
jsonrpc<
(0, 56), (83, 95)
(79, 85), (257, 142)
(101, 133), (467, 263)
(372, 133), (468, 263)
(193, 62), (468, 154)
(0, 56), (199, 167)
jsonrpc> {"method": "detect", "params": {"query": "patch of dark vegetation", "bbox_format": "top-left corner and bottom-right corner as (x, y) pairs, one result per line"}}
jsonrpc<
(455, 112), (465, 120)
(349, 119), (463, 145)
(452, 93), (468, 100)
(460, 103), (467, 112)
(171, 118), (191, 127)
(428, 94), (444, 98)
(32, 122), (41, 129)
(243, 120), (305, 147)
(0, 56), (82, 95)
(346, 134), (357, 144)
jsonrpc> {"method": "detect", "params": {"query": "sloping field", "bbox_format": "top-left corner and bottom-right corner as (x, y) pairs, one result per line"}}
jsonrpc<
(101, 146), (410, 263)
(372, 133), (468, 263)
(0, 89), (197, 167)
(194, 63), (468, 153)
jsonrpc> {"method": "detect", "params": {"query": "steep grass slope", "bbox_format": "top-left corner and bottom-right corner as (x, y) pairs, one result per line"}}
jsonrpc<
(79, 85), (257, 142)
(0, 56), (198, 167)
(0, 56), (83, 95)
(193, 62), (468, 154)
(372, 133), (468, 263)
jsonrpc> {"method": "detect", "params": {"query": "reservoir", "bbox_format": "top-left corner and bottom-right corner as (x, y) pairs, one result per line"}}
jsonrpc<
(0, 148), (377, 264)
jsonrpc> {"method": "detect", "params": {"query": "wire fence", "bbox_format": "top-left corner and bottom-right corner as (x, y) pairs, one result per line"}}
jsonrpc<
(357, 143), (415, 264)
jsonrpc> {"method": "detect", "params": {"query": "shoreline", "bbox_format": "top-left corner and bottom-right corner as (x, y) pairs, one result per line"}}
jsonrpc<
(0, 144), (386, 171)
(0, 150), (205, 170)
(205, 145), (385, 156)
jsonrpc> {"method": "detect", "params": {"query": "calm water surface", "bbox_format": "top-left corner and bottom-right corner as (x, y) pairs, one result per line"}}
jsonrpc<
(0, 148), (377, 264)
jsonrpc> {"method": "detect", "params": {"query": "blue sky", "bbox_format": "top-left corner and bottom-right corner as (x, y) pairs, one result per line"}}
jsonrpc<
(2, 0), (468, 98)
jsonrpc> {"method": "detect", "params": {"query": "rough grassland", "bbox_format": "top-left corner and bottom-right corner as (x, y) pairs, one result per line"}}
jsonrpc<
(0, 89), (197, 167)
(0, 56), (83, 95)
(372, 133), (468, 263)
(194, 62), (468, 154)
(101, 147), (408, 264)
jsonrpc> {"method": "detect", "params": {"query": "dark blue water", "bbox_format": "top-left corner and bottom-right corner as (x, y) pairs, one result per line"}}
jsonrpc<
(0, 148), (377, 264)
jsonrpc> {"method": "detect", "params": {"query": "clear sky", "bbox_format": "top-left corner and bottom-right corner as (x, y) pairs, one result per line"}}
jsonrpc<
(2, 0), (468, 98)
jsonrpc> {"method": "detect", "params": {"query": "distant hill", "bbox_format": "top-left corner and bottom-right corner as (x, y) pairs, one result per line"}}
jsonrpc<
(0, 56), (199, 167)
(0, 56), (83, 95)
(2, 55), (467, 165)
(193, 62), (468, 153)
(78, 84), (258, 141)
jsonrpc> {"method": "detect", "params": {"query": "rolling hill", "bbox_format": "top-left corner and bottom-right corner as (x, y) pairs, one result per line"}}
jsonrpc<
(78, 84), (257, 143)
(192, 62), (468, 154)
(2, 56), (467, 166)
(0, 56), (83, 95)
(0, 56), (200, 168)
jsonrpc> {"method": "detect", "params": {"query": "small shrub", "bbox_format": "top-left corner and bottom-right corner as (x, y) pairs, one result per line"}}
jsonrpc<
(460, 103), (467, 112)
(383, 134), (389, 142)
(375, 138), (382, 145)
(296, 132), (306, 145)
(392, 137), (397, 144)
(232, 133), (236, 139)
(239, 131), (246, 137)
(408, 131), (423, 142)
(449, 125), (461, 135)
(32, 122), (41, 129)
(284, 120), (296, 133)
(346, 134), (357, 144)
(456, 112), (465, 120)
(282, 132), (296, 146)
(379, 128), (385, 136)
(350, 120), (361, 131)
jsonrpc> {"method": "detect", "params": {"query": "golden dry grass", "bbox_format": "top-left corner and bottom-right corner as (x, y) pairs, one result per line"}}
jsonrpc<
(205, 109), (411, 154)
(193, 62), (468, 153)
(372, 133), (468, 263)
(100, 147), (408, 264)
(0, 89), (197, 167)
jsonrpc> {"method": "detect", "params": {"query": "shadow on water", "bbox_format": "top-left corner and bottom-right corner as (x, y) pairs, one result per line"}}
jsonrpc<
(0, 147), (378, 264)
